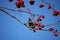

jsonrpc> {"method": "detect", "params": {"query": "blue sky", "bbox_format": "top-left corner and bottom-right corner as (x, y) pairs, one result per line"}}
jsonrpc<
(0, 0), (60, 40)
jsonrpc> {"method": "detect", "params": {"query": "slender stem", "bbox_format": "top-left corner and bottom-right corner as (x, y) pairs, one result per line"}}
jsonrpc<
(0, 9), (28, 27)
(0, 6), (41, 16)
(45, 21), (60, 26)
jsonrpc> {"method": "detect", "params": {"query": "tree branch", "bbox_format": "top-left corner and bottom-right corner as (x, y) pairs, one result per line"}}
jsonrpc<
(0, 8), (28, 28)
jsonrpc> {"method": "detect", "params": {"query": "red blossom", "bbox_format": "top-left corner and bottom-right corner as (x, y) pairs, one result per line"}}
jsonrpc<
(39, 4), (44, 8)
(20, 1), (25, 7)
(29, 0), (35, 5)
(53, 29), (58, 37)
(37, 16), (42, 22)
(34, 22), (41, 27)
(37, 24), (41, 27)
(49, 27), (54, 31)
(53, 10), (59, 16)
(48, 5), (51, 9)
(53, 32), (58, 37)
(34, 22), (38, 26)
(15, 1), (21, 8)
(41, 15), (45, 19)
(37, 18), (42, 22)
(15, 1), (25, 8)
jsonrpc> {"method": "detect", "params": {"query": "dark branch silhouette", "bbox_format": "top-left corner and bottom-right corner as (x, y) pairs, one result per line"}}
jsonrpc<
(0, 8), (28, 27)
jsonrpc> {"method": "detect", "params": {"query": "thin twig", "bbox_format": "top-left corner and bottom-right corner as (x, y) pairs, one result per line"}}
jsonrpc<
(45, 21), (60, 26)
(0, 6), (42, 16)
(0, 8), (28, 28)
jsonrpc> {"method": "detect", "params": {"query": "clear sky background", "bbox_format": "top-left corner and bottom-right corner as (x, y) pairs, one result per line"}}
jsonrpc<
(0, 0), (60, 40)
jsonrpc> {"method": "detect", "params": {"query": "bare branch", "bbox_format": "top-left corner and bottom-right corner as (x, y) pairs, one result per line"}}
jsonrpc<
(45, 21), (60, 26)
(0, 8), (28, 28)
(0, 6), (42, 16)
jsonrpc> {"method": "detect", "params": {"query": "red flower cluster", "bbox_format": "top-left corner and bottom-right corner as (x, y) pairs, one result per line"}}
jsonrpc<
(41, 15), (45, 19)
(37, 16), (42, 22)
(29, 0), (35, 5)
(39, 4), (44, 8)
(48, 5), (51, 9)
(49, 27), (54, 31)
(37, 15), (45, 22)
(15, 0), (25, 8)
(8, 0), (60, 37)
(34, 22), (39, 26)
(49, 27), (58, 37)
(53, 30), (58, 37)
(34, 22), (45, 29)
(53, 10), (59, 16)
(53, 32), (58, 37)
